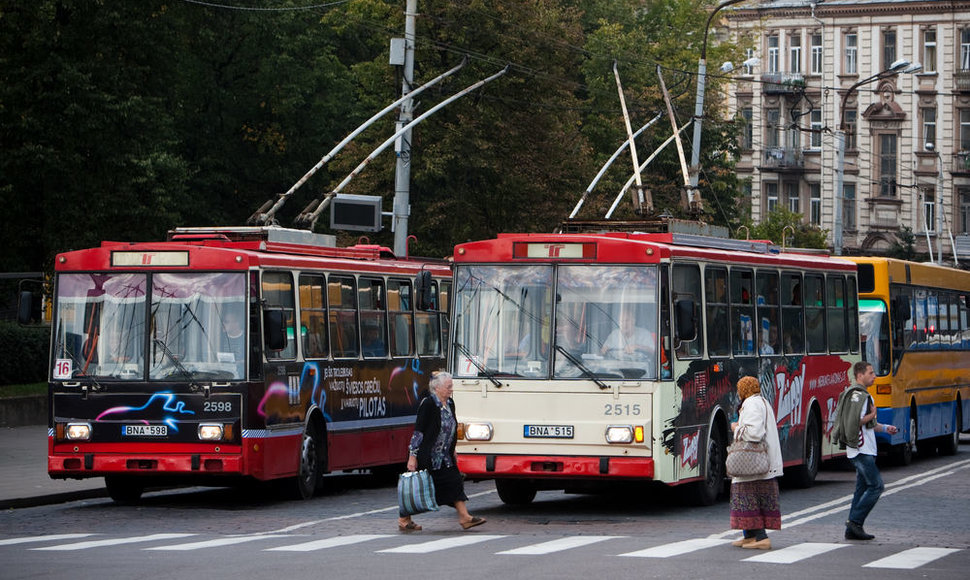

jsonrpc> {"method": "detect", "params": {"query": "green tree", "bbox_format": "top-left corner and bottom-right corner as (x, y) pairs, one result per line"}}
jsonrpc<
(887, 226), (917, 260)
(747, 209), (828, 249)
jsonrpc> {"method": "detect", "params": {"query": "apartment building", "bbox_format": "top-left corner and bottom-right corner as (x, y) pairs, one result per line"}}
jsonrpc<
(725, 0), (970, 261)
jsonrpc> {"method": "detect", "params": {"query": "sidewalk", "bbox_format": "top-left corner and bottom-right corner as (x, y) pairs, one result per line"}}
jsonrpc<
(0, 425), (107, 509)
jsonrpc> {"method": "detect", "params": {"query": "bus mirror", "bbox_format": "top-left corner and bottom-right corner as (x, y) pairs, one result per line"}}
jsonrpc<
(415, 270), (433, 311)
(263, 309), (287, 351)
(17, 291), (36, 325)
(675, 299), (696, 342)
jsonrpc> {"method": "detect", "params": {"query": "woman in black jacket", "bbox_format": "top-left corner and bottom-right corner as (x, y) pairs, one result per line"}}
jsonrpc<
(398, 371), (486, 532)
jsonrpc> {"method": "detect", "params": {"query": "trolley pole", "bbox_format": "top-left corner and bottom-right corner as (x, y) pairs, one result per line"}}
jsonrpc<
(392, 0), (417, 256)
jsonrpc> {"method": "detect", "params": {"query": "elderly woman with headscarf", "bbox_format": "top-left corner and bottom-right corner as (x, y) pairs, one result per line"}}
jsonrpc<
(398, 371), (486, 532)
(729, 375), (783, 549)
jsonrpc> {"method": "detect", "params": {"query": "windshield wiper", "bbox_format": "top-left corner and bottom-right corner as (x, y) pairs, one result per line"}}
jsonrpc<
(556, 345), (610, 390)
(152, 338), (192, 379)
(453, 342), (503, 388)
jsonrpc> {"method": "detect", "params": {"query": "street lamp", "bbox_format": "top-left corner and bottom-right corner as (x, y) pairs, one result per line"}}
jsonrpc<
(688, 0), (747, 213)
(833, 59), (921, 255)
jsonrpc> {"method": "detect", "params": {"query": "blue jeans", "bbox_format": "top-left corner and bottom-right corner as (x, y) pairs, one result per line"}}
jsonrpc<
(848, 454), (884, 525)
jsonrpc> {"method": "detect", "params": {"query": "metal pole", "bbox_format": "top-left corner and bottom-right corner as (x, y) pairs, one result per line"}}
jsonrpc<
(393, 0), (417, 256)
(833, 130), (845, 255)
(936, 152), (944, 263)
(613, 62), (646, 214)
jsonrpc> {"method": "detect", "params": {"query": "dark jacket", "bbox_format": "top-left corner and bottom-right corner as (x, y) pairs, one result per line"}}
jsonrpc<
(413, 394), (457, 471)
(832, 384), (876, 450)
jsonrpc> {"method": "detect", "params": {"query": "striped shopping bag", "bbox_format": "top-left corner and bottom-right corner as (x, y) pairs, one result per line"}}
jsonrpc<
(398, 470), (439, 516)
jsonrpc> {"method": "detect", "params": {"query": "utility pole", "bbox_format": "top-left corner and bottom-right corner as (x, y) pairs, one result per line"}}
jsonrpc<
(392, 0), (417, 257)
(937, 152), (944, 263)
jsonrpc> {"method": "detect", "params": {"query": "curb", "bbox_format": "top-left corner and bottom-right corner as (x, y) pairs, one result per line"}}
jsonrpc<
(0, 394), (46, 427)
(0, 488), (108, 510)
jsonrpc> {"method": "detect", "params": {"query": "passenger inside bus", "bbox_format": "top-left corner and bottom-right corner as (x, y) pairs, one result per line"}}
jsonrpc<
(362, 324), (387, 357)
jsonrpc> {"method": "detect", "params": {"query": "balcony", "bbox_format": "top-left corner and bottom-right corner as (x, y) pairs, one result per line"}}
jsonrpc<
(954, 151), (970, 175)
(761, 72), (806, 94)
(956, 69), (970, 92)
(761, 147), (805, 172)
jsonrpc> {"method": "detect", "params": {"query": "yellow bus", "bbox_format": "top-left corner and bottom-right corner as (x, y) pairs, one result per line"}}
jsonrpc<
(848, 257), (970, 464)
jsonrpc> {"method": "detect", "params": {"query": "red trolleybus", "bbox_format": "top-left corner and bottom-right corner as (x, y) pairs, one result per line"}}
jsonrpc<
(43, 226), (450, 502)
(450, 231), (860, 505)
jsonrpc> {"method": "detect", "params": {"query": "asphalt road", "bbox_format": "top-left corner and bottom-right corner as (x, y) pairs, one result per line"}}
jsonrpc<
(2, 440), (969, 580)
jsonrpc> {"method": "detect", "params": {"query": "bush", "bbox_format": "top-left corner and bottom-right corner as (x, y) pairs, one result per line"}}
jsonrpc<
(0, 321), (50, 385)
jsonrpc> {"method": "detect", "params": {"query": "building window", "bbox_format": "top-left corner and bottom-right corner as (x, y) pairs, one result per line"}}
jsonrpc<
(810, 183), (821, 225)
(961, 109), (970, 151)
(768, 34), (780, 73)
(882, 29), (896, 70)
(959, 188), (970, 233)
(810, 109), (822, 149)
(843, 183), (856, 230)
(811, 33), (823, 75)
(789, 32), (802, 73)
(786, 183), (800, 214)
(744, 48), (756, 75)
(922, 28), (937, 73)
(766, 108), (781, 148)
(924, 189), (936, 233)
(740, 107), (753, 149)
(766, 182), (779, 213)
(844, 108), (857, 150)
(878, 134), (898, 197)
(741, 180), (753, 221)
(922, 108), (936, 150)
(845, 33), (858, 74)
(962, 29), (970, 71)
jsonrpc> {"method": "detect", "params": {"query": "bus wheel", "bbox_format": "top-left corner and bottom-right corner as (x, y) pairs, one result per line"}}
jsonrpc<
(495, 480), (537, 505)
(892, 414), (917, 466)
(938, 404), (961, 456)
(787, 413), (820, 488)
(686, 424), (725, 506)
(105, 476), (144, 504)
(291, 423), (321, 500)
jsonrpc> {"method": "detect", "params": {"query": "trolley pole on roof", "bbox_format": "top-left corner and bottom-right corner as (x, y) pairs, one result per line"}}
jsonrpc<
(392, 0), (417, 257)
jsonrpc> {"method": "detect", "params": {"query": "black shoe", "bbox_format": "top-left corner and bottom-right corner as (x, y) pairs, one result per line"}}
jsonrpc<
(845, 520), (875, 540)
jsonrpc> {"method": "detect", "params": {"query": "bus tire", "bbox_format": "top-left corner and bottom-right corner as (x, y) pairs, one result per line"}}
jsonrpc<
(495, 480), (537, 505)
(289, 421), (323, 500)
(787, 412), (821, 488)
(938, 401), (961, 456)
(892, 411), (917, 466)
(105, 475), (144, 505)
(685, 421), (725, 506)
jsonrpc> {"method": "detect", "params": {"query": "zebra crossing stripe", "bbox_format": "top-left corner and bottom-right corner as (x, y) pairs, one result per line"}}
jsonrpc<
(863, 547), (962, 569)
(618, 538), (731, 558)
(145, 535), (288, 551)
(742, 542), (846, 564)
(265, 534), (394, 552)
(0, 534), (95, 546)
(32, 533), (195, 551)
(377, 535), (506, 554)
(497, 536), (624, 555)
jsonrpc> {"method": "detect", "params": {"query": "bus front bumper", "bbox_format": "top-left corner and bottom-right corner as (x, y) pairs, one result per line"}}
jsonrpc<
(457, 453), (654, 480)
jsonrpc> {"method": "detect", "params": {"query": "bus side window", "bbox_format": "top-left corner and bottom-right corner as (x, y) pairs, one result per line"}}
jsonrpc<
(847, 276), (860, 354)
(360, 278), (388, 358)
(672, 264), (701, 358)
(262, 271), (296, 360)
(705, 267), (730, 357)
(299, 274), (328, 359)
(781, 272), (804, 354)
(329, 275), (358, 358)
(826, 275), (847, 352)
(804, 273), (826, 353)
(730, 268), (755, 356)
(388, 279), (414, 357)
(416, 281), (440, 357)
(756, 270), (780, 355)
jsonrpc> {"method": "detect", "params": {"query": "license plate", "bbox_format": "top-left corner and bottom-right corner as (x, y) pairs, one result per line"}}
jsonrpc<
(122, 424), (168, 437)
(523, 424), (574, 438)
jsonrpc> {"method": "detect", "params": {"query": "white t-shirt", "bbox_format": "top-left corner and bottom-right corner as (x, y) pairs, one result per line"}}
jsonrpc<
(846, 394), (878, 458)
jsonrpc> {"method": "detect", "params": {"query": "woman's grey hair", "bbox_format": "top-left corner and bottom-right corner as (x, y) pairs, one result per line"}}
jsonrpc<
(429, 371), (452, 392)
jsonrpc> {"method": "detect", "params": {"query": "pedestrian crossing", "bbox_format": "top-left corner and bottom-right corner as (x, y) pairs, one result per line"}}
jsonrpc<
(0, 532), (962, 570)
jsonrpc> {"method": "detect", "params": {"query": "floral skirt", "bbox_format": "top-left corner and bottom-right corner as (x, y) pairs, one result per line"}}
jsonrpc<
(730, 479), (781, 530)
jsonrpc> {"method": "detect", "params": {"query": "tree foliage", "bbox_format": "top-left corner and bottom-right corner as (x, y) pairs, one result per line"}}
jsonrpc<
(1, 0), (750, 268)
(746, 209), (828, 249)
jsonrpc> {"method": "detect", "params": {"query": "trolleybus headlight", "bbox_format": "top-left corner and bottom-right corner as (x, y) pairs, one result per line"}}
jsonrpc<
(464, 422), (493, 441)
(198, 423), (224, 441)
(605, 425), (634, 444)
(65, 423), (92, 441)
